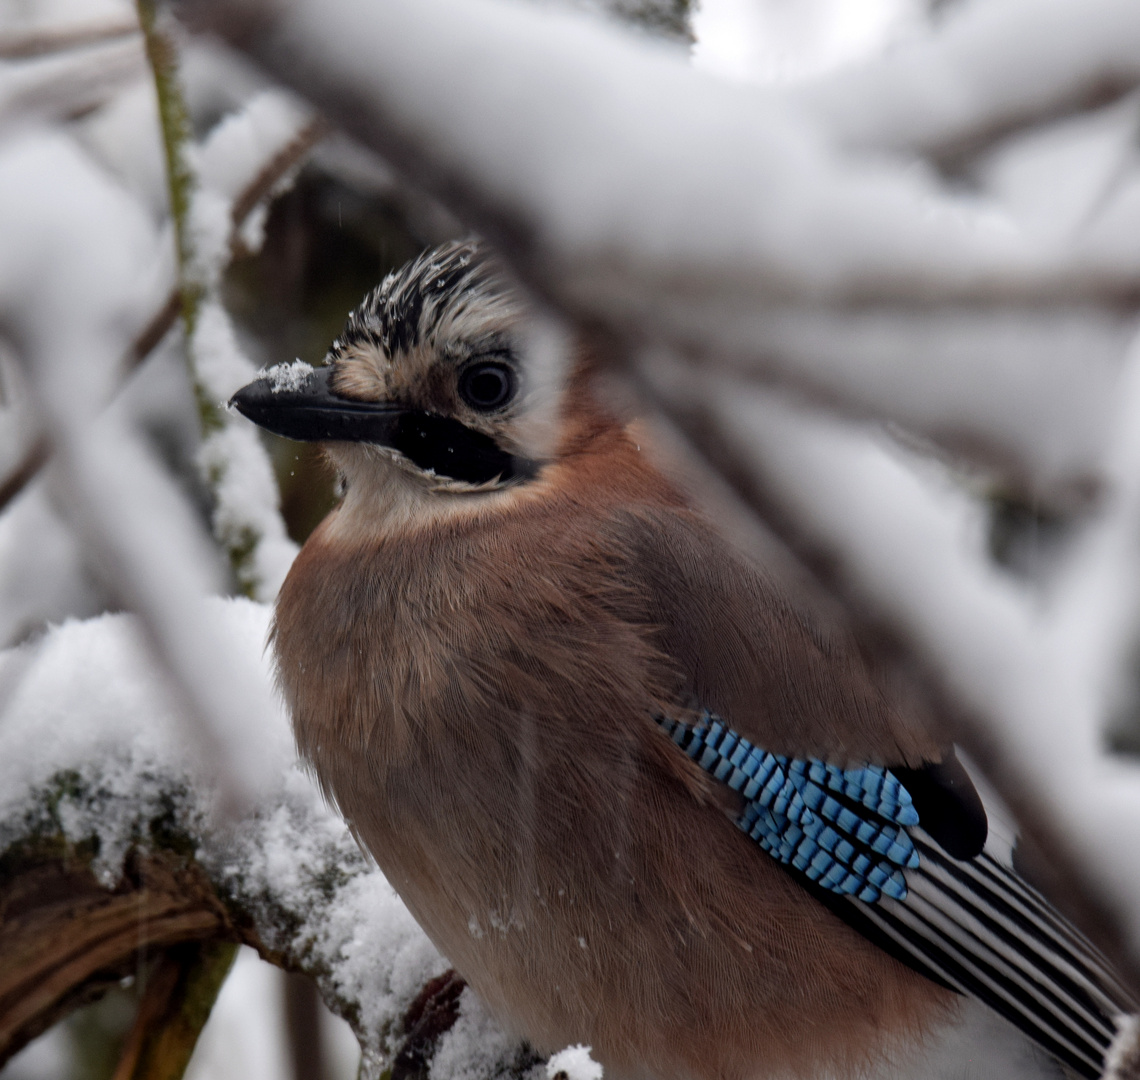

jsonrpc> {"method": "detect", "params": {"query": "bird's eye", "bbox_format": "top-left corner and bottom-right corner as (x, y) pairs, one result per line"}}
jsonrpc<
(458, 361), (515, 412)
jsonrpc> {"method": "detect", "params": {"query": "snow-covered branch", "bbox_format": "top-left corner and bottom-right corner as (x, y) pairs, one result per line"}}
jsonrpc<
(793, 0), (1140, 157)
(0, 127), (283, 814)
(178, 0), (1140, 298)
(138, 0), (305, 600)
(176, 0), (1140, 503)
(0, 602), (536, 1080)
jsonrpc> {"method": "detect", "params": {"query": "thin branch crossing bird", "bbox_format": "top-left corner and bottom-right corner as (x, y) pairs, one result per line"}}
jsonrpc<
(233, 241), (1140, 1080)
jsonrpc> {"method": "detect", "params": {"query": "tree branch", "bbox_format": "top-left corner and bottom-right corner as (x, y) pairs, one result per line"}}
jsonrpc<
(0, 19), (140, 61)
(0, 601), (541, 1080)
(0, 113), (326, 520)
(792, 0), (1140, 160)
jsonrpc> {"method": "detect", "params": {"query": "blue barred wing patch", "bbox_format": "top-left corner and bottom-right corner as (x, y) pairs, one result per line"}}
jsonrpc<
(658, 713), (920, 902)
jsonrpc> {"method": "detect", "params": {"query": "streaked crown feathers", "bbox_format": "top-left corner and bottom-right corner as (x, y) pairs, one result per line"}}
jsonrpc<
(327, 240), (523, 371)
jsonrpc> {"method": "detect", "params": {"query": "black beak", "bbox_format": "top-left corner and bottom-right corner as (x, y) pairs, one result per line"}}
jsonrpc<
(230, 365), (537, 486)
(229, 365), (406, 444)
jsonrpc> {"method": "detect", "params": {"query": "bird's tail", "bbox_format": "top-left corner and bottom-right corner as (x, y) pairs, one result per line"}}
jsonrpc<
(849, 833), (1139, 1080)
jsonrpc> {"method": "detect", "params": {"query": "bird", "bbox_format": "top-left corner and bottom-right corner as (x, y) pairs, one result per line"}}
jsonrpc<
(232, 240), (1140, 1080)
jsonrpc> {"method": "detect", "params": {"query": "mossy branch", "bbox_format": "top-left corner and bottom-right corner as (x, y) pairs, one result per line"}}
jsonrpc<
(136, 0), (215, 429)
(135, 0), (303, 600)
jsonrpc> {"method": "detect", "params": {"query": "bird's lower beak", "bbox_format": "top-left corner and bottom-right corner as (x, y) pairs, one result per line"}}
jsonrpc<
(229, 365), (406, 444)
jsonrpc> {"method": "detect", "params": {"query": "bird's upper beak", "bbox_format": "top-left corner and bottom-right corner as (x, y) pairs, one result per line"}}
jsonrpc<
(229, 365), (406, 444)
(230, 364), (537, 486)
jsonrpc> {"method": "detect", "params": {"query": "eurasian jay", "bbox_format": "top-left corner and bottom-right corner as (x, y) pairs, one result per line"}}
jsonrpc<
(233, 241), (1140, 1080)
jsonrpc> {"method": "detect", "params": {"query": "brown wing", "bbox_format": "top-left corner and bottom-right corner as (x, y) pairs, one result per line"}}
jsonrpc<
(602, 504), (990, 859)
(606, 504), (944, 767)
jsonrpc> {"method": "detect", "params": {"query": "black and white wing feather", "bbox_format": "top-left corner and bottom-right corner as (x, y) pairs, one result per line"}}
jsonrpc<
(661, 713), (1139, 1080)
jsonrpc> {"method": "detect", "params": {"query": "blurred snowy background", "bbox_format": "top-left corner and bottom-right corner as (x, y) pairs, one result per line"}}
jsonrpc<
(694, 0), (922, 81)
(4, 0), (1140, 1078)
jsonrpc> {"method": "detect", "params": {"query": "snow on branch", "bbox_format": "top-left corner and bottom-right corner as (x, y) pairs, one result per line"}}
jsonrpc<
(0, 122), (285, 813)
(179, 0), (1128, 299)
(794, 0), (1140, 157)
(138, 0), (305, 600)
(0, 601), (542, 1080)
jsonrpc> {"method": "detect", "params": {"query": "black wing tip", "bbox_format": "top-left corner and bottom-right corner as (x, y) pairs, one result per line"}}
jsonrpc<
(894, 750), (988, 860)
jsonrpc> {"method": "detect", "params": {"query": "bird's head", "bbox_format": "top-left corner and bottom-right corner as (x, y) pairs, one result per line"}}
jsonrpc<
(231, 241), (565, 505)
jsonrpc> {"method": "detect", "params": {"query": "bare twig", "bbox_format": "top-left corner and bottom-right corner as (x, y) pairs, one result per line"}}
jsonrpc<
(127, 289), (183, 372)
(0, 39), (147, 128)
(0, 434), (48, 516)
(0, 19), (139, 60)
(229, 114), (329, 247)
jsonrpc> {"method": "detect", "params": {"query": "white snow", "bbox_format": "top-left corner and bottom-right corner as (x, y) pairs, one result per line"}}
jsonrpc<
(0, 125), (292, 811)
(192, 298), (299, 599)
(0, 485), (106, 649)
(545, 1045), (603, 1080)
(261, 359), (316, 394)
(793, 0), (1140, 154)
(179, 92), (317, 603)
(1106, 1014), (1140, 1080)
(429, 990), (536, 1080)
(195, 88), (312, 204)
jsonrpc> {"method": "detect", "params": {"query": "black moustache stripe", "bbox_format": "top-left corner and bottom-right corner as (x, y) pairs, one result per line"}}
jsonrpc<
(389, 411), (537, 486)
